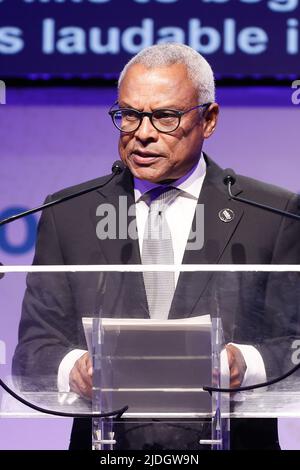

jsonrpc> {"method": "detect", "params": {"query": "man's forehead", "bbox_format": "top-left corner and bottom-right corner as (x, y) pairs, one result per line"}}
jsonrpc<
(118, 63), (197, 107)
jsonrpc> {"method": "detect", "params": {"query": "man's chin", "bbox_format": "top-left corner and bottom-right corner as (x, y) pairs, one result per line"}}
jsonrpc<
(130, 166), (180, 184)
(129, 163), (165, 183)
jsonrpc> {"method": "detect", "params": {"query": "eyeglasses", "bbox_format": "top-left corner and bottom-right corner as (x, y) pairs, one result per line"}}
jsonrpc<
(108, 103), (211, 134)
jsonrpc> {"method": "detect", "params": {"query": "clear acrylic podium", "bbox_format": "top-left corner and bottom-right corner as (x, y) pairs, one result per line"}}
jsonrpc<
(88, 316), (229, 450)
(1, 265), (300, 450)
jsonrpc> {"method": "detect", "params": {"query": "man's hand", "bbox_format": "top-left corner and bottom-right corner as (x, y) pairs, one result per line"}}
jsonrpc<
(69, 352), (93, 399)
(225, 344), (247, 388)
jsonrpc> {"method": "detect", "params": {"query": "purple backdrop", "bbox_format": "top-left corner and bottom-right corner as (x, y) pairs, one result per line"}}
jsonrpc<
(0, 86), (299, 449)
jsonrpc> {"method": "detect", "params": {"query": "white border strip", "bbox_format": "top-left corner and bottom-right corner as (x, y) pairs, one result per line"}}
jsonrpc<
(0, 264), (300, 273)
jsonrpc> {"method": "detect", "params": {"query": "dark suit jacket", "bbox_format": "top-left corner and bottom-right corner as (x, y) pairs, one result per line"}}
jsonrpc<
(12, 155), (300, 449)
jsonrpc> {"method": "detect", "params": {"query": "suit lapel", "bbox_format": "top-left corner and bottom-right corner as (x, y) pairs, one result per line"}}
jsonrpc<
(169, 156), (244, 319)
(94, 168), (149, 318)
(95, 168), (141, 265)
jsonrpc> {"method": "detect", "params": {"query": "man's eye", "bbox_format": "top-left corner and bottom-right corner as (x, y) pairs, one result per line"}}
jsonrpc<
(122, 110), (139, 121)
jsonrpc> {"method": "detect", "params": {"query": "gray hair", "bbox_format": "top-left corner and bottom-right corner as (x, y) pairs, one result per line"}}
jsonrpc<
(118, 43), (215, 103)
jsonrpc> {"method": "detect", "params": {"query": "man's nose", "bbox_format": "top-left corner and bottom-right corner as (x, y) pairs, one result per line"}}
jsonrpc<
(135, 116), (159, 141)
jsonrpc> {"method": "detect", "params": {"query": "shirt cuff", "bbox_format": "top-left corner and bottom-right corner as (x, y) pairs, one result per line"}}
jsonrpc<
(57, 349), (87, 392)
(231, 343), (267, 386)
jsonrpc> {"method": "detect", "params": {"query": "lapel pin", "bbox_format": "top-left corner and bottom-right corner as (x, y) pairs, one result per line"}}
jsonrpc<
(219, 208), (235, 223)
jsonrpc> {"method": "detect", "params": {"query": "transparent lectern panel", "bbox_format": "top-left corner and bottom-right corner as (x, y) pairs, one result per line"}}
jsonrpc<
(1, 266), (300, 421)
(89, 315), (227, 450)
(89, 316), (213, 415)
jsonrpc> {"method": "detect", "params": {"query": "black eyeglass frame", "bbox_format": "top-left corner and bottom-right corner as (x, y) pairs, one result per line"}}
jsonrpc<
(108, 102), (212, 134)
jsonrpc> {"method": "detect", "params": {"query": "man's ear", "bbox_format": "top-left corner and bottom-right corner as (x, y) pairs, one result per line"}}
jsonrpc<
(203, 103), (219, 139)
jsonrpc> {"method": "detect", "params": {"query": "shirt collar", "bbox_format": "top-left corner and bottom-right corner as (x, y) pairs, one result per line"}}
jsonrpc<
(134, 153), (206, 203)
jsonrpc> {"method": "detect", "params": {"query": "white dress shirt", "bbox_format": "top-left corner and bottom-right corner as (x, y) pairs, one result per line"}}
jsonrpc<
(58, 154), (266, 392)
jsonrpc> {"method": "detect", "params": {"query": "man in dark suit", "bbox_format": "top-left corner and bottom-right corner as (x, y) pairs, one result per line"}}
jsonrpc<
(13, 43), (300, 449)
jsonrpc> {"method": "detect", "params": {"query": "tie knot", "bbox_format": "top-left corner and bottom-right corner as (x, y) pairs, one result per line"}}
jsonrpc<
(145, 186), (179, 212)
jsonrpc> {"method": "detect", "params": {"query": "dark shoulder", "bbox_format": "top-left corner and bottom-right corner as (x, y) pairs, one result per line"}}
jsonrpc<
(237, 173), (297, 206)
(205, 154), (298, 208)
(205, 154), (297, 204)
